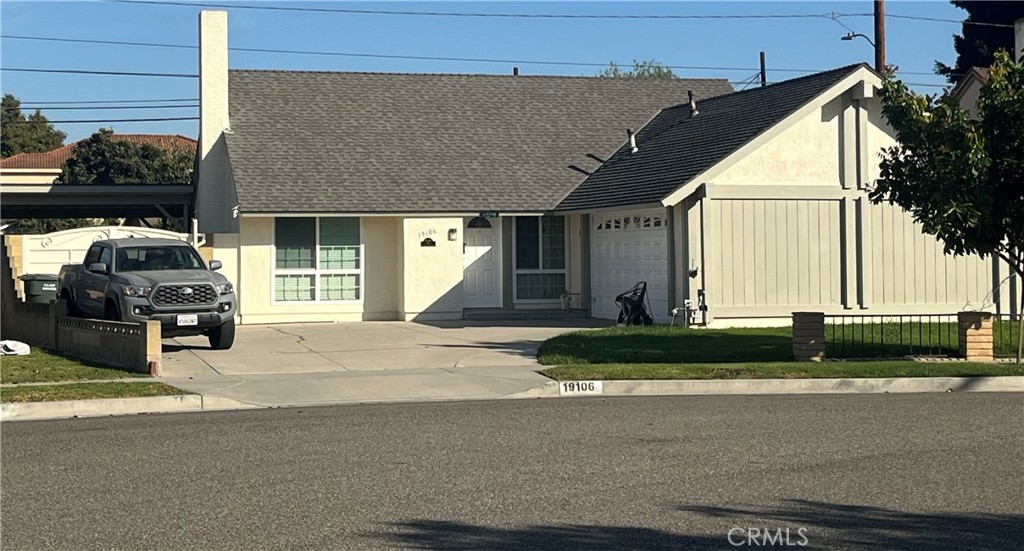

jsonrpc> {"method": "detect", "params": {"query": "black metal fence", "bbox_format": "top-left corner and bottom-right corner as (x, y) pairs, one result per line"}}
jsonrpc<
(825, 314), (959, 359)
(993, 314), (1022, 358)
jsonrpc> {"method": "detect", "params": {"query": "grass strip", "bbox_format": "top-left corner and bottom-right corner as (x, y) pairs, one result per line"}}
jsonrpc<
(538, 326), (793, 365)
(0, 350), (148, 384)
(541, 361), (1024, 381)
(0, 382), (187, 403)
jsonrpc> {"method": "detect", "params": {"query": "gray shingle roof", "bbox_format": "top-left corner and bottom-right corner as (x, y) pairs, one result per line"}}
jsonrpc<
(225, 71), (733, 214)
(555, 64), (872, 211)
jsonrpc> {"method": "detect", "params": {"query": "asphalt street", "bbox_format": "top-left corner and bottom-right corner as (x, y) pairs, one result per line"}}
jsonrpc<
(2, 393), (1022, 550)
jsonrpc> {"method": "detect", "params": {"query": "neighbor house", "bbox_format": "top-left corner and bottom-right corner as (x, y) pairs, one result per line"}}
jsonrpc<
(193, 11), (1017, 326)
(0, 134), (197, 185)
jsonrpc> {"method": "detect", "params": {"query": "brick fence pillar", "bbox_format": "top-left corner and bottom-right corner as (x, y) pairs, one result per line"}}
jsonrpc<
(958, 311), (994, 362)
(793, 312), (826, 362)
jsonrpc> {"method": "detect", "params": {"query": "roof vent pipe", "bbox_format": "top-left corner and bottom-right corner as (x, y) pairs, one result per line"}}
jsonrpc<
(688, 90), (699, 117)
(627, 129), (638, 153)
(513, 66), (519, 76)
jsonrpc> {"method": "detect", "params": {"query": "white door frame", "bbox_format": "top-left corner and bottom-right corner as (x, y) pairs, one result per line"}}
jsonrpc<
(463, 217), (502, 308)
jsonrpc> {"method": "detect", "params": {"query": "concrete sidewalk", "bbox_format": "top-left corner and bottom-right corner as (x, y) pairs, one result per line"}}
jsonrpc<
(159, 320), (604, 407)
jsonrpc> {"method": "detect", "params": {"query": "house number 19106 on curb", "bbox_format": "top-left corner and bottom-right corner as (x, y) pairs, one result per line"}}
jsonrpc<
(559, 381), (603, 396)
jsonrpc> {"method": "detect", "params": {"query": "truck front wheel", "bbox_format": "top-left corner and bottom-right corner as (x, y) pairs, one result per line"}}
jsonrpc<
(104, 300), (121, 321)
(209, 319), (235, 350)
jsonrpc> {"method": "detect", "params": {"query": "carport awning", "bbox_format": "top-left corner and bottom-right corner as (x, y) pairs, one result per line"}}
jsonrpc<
(0, 184), (193, 219)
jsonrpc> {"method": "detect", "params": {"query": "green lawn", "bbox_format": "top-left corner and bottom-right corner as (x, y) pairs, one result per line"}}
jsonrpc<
(542, 362), (1024, 381)
(1, 382), (187, 403)
(538, 325), (793, 365)
(0, 349), (149, 384)
(538, 325), (1024, 381)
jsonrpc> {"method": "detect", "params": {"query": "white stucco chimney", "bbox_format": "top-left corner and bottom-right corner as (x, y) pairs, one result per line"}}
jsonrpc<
(196, 10), (235, 234)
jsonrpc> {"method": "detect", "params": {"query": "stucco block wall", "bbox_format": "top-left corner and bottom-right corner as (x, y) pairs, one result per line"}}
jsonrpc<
(398, 217), (463, 321)
(235, 217), (399, 324)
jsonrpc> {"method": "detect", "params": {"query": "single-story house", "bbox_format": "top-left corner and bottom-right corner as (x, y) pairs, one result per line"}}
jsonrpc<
(0, 134), (197, 185)
(193, 11), (1017, 326)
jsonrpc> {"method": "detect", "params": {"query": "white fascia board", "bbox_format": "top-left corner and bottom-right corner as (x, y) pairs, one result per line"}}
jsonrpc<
(661, 67), (882, 207)
(554, 201), (666, 216)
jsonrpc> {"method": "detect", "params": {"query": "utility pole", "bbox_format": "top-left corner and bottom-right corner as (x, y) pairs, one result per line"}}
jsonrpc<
(873, 0), (886, 72)
(759, 51), (767, 87)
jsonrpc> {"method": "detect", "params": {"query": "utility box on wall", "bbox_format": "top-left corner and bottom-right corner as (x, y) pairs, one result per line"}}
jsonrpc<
(398, 218), (464, 321)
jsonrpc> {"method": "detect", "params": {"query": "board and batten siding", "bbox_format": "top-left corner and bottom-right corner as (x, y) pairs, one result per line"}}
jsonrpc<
(709, 199), (842, 309)
(865, 202), (991, 309)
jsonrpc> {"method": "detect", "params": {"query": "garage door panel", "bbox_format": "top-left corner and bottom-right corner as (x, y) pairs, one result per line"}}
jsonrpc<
(591, 210), (670, 321)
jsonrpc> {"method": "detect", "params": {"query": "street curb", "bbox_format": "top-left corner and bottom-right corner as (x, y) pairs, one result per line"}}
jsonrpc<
(0, 394), (261, 422)
(3, 377), (1020, 421)
(518, 376), (1024, 398)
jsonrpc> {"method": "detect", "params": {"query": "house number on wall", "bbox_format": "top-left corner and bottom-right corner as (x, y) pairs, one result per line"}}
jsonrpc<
(418, 229), (437, 239)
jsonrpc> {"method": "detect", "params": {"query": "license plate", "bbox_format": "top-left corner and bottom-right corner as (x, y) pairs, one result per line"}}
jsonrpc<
(176, 314), (198, 326)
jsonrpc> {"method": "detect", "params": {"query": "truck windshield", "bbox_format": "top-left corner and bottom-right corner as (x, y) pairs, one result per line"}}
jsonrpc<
(116, 246), (206, 272)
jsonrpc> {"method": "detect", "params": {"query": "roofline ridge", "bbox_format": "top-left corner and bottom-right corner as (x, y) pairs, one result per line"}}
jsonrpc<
(228, 68), (731, 82)
(659, 62), (873, 111)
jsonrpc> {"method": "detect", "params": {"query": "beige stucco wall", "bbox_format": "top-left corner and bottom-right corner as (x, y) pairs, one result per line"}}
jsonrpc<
(0, 169), (61, 185)
(398, 217), (463, 321)
(235, 217), (399, 324)
(713, 96), (844, 186)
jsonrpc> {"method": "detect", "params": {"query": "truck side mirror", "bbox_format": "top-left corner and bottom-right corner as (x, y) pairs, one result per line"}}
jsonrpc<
(209, 260), (223, 271)
(88, 262), (108, 274)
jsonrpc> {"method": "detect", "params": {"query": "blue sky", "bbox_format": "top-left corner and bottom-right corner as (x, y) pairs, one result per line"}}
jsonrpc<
(1, 1), (966, 143)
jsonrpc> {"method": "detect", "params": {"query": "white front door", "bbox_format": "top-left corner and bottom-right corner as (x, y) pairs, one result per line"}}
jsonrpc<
(463, 218), (502, 308)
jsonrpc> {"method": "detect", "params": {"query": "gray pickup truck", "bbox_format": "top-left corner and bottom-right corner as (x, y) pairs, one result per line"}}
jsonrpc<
(58, 238), (237, 349)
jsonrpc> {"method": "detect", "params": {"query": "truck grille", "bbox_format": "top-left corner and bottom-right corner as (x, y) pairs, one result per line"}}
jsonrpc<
(152, 284), (218, 306)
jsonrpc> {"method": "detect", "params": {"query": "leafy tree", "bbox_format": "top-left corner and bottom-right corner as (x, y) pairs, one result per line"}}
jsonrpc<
(13, 130), (194, 234)
(598, 60), (677, 79)
(60, 128), (193, 185)
(1, 94), (66, 158)
(935, 1), (1024, 83)
(872, 51), (1024, 362)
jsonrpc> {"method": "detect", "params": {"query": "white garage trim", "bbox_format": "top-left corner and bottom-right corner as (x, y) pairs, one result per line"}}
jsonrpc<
(590, 209), (670, 321)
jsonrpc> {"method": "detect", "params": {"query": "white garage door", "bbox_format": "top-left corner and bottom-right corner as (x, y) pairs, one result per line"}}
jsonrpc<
(591, 210), (670, 321)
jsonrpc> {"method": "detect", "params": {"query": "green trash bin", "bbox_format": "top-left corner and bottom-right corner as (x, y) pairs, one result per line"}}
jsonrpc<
(20, 274), (60, 304)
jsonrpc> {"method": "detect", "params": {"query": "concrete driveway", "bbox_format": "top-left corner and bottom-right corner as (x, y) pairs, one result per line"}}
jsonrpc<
(160, 320), (606, 407)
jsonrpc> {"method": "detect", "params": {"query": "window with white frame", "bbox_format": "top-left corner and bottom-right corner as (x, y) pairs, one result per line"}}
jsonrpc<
(274, 217), (362, 302)
(514, 216), (566, 301)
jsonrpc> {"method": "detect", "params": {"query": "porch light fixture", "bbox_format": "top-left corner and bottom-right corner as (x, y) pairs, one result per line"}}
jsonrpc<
(448, 228), (458, 241)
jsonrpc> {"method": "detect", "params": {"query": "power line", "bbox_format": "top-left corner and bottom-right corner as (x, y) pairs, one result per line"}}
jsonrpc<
(105, 1), (1019, 28)
(842, 12), (1015, 28)
(20, 98), (198, 105)
(17, 104), (198, 110)
(0, 34), (947, 77)
(1, 34), (192, 49)
(108, 1), (837, 20)
(2, 67), (198, 78)
(6, 116), (199, 124)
